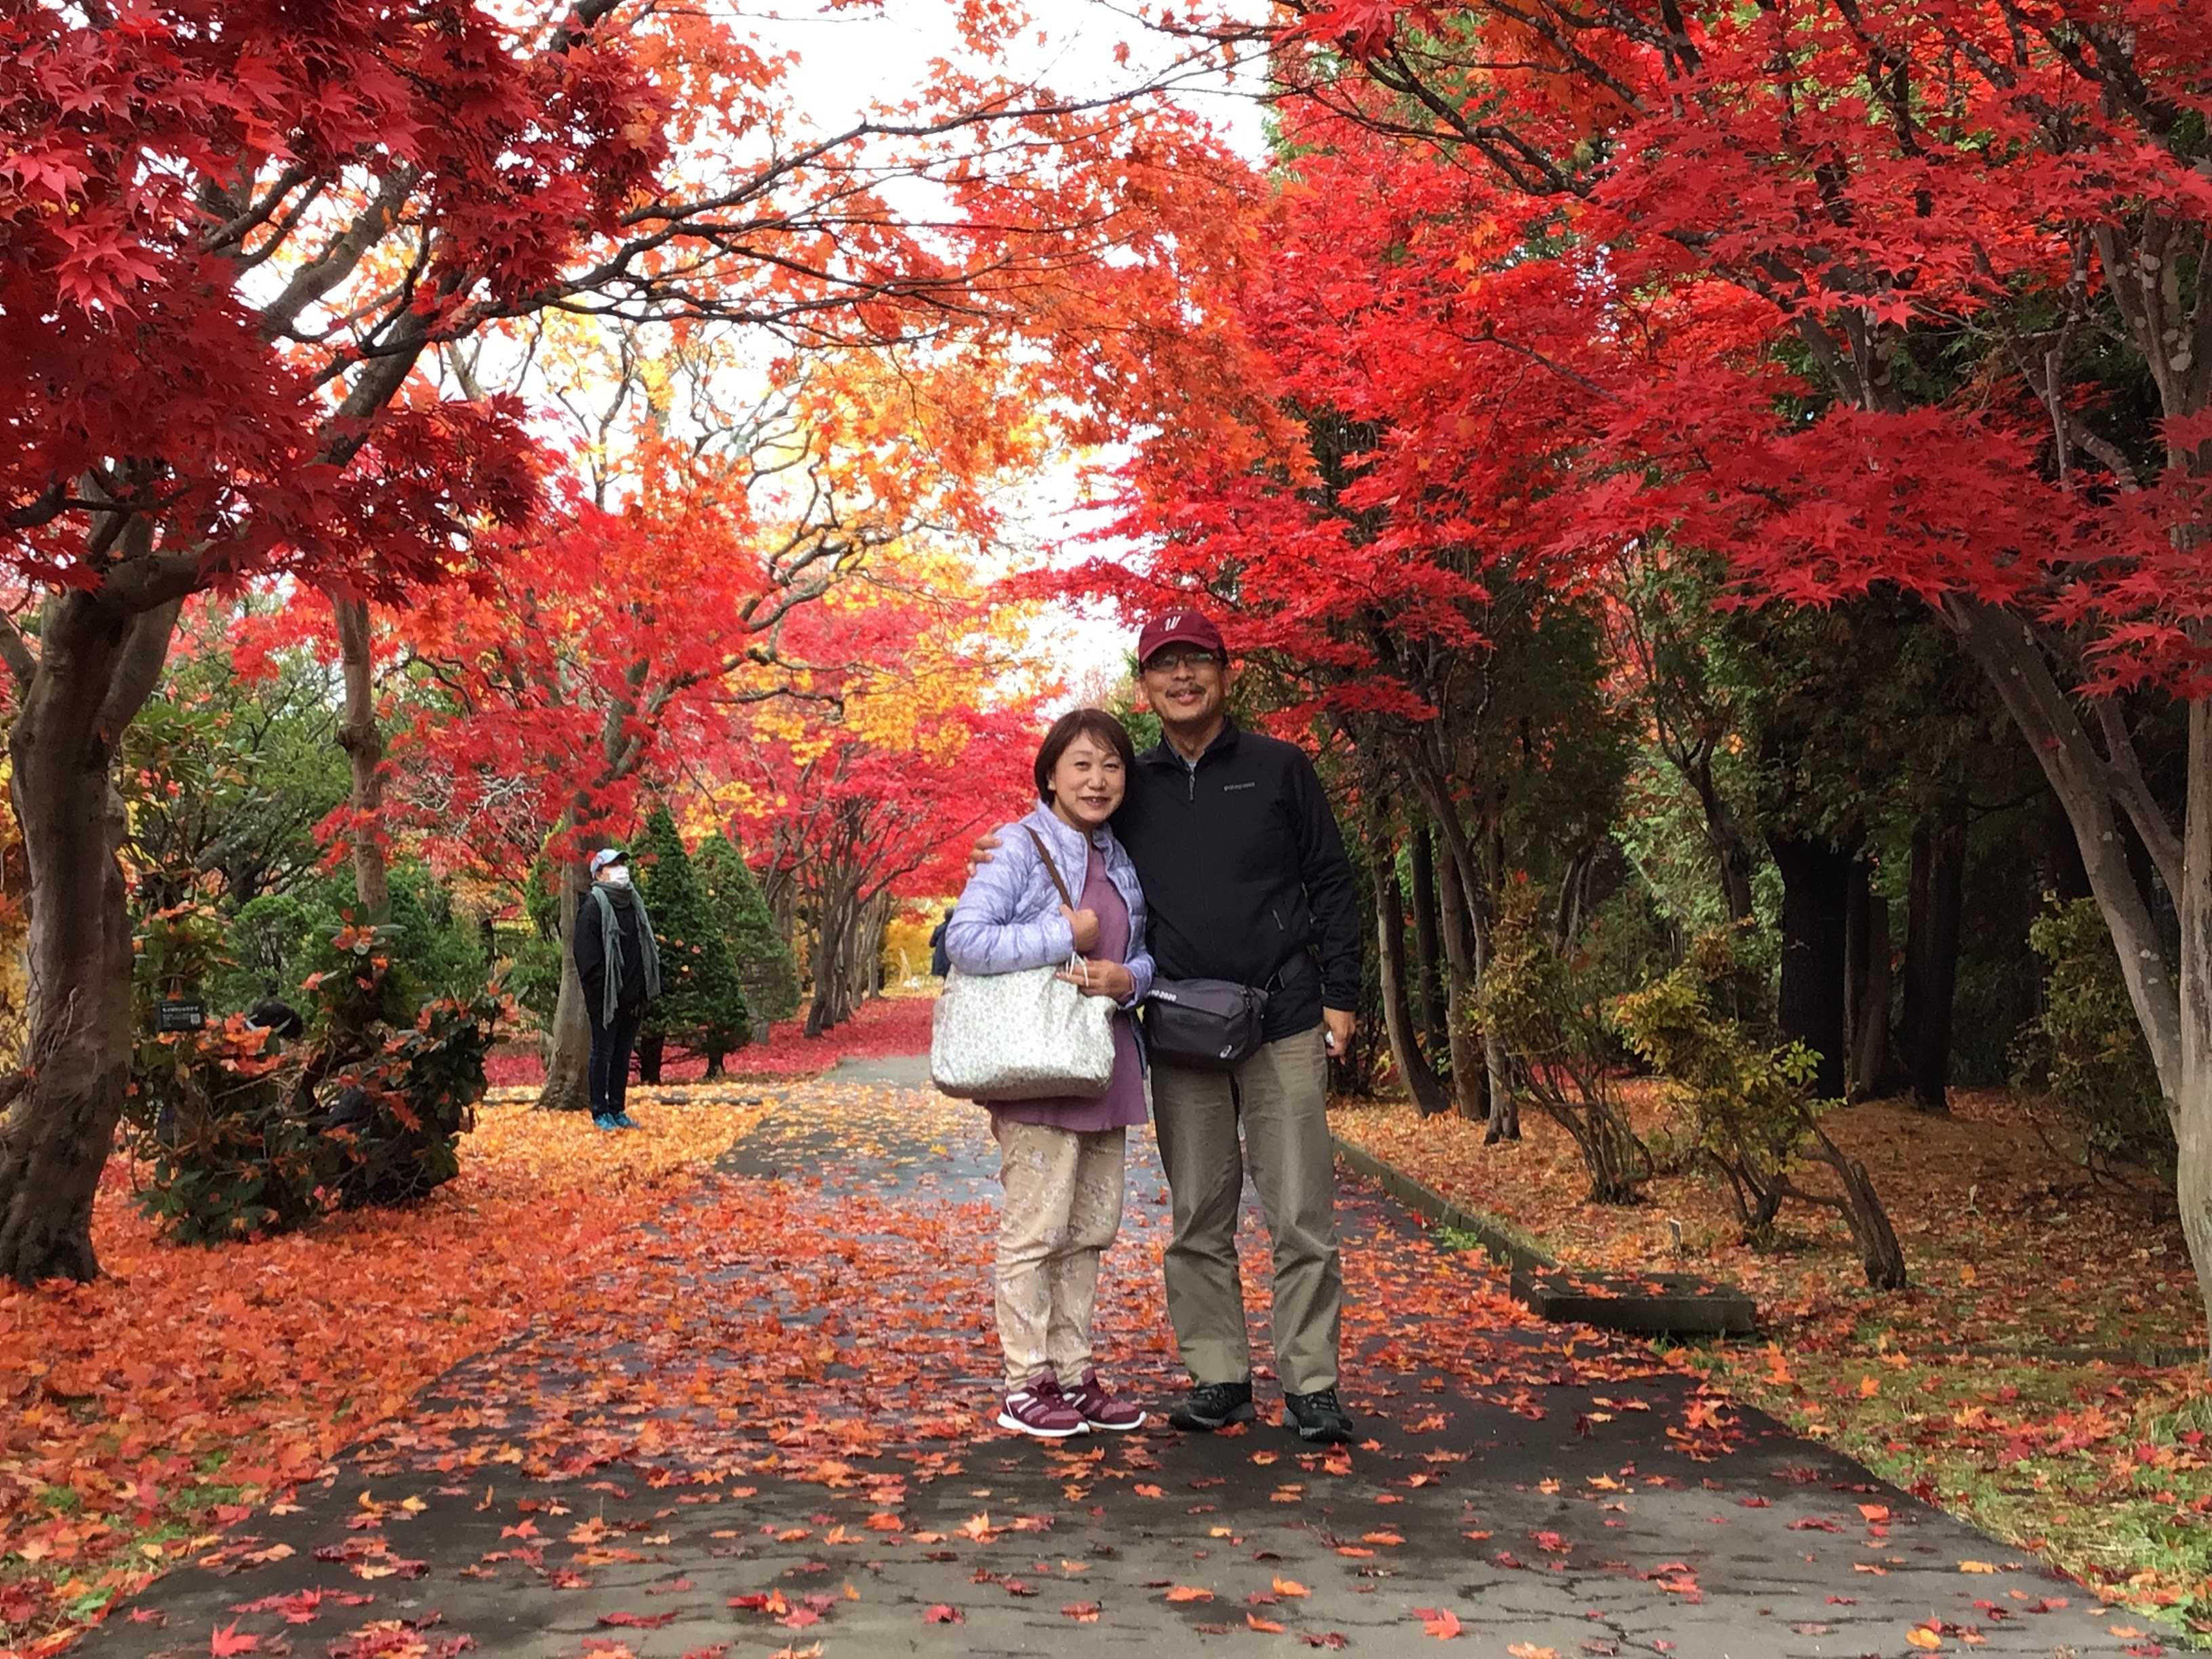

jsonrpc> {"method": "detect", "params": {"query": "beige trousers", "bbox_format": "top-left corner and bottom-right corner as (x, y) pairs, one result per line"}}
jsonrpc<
(1151, 1025), (1342, 1395)
(994, 1121), (1128, 1389)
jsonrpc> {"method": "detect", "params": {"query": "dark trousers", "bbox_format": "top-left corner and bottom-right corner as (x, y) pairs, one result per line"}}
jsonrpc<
(588, 1000), (644, 1121)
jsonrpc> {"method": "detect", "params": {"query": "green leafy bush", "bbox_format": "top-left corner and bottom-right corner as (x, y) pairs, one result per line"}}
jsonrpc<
(696, 832), (799, 1029)
(2015, 897), (2173, 1174)
(316, 975), (501, 1210)
(1471, 875), (1651, 1202)
(128, 905), (321, 1243)
(636, 808), (751, 1074)
(1614, 933), (1906, 1288)
(127, 910), (503, 1243)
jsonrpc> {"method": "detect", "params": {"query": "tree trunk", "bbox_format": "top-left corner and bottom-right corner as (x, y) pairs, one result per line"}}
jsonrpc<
(1688, 757), (1759, 924)
(1434, 842), (1492, 1126)
(329, 592), (389, 920)
(847, 888), (889, 1009)
(1845, 861), (1896, 1100)
(1372, 851), (1450, 1117)
(2175, 698), (2212, 1349)
(537, 860), (593, 1111)
(804, 884), (851, 1038)
(0, 592), (182, 1283)
(1898, 800), (1967, 1112)
(1409, 823), (1448, 1055)
(1553, 842), (1599, 951)
(1769, 832), (1855, 1100)
(1946, 597), (2184, 1094)
(1474, 822), (1518, 1140)
(2045, 794), (2092, 901)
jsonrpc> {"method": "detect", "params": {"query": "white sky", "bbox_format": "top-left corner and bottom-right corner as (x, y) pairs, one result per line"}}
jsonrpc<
(731, 0), (1271, 699)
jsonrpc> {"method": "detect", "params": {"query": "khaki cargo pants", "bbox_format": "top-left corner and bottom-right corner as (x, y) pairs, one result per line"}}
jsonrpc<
(1151, 1025), (1342, 1395)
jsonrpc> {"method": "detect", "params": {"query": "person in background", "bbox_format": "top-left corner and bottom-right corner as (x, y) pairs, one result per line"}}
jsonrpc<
(573, 846), (661, 1131)
(929, 905), (956, 979)
(945, 709), (1155, 1439)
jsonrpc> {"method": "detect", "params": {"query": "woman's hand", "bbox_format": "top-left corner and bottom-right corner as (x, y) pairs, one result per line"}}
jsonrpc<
(1060, 904), (1101, 954)
(1059, 958), (1135, 1001)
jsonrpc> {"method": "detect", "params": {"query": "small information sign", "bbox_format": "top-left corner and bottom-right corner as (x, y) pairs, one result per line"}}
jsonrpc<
(154, 1000), (206, 1033)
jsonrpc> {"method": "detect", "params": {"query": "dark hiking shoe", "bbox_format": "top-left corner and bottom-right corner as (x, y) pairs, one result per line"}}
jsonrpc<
(1168, 1379), (1256, 1432)
(1283, 1387), (1354, 1445)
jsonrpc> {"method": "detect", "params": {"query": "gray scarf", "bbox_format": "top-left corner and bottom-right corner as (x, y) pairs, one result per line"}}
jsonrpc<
(588, 884), (662, 1025)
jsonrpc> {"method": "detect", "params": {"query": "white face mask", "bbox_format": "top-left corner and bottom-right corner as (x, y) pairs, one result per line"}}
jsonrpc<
(601, 865), (632, 888)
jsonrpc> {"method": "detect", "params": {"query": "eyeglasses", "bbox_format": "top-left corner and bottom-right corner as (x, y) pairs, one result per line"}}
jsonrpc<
(1145, 649), (1221, 674)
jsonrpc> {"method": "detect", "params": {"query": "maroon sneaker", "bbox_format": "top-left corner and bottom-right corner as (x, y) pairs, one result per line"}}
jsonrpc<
(997, 1374), (1088, 1439)
(1063, 1369), (1147, 1432)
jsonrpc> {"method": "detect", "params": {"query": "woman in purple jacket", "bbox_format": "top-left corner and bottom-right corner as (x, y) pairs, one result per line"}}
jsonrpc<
(945, 708), (1155, 1438)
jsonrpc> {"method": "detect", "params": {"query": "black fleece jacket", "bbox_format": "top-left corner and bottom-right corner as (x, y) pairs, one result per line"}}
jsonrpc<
(1111, 722), (1362, 1042)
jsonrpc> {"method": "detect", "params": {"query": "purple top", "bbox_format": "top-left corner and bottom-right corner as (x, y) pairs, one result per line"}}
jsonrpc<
(989, 846), (1148, 1132)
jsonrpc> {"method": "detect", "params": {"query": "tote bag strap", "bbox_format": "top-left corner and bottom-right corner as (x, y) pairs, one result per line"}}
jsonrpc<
(1023, 825), (1078, 909)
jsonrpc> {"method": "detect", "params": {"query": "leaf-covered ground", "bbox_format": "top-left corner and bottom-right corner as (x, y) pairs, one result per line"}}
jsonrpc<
(7, 1066), (2144, 1659)
(480, 999), (935, 1089)
(1332, 1088), (2212, 1637)
(0, 1095), (774, 1656)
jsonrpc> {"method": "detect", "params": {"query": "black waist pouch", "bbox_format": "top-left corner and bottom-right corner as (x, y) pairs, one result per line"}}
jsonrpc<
(1145, 978), (1269, 1071)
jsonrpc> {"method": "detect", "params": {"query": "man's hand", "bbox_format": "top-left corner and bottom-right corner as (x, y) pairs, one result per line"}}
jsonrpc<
(1322, 1007), (1355, 1057)
(1061, 905), (1101, 954)
(966, 832), (1003, 877)
(1059, 958), (1136, 1000)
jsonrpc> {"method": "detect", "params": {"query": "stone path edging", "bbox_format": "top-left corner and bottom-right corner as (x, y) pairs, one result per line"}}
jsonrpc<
(1333, 1134), (1757, 1338)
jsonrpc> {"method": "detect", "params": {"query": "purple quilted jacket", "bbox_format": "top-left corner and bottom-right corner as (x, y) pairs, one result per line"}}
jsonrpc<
(943, 804), (1155, 1007)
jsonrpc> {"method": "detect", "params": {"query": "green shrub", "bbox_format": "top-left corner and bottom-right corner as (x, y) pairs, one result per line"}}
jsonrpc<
(128, 905), (322, 1243)
(505, 858), (566, 1025)
(1471, 875), (1650, 1202)
(636, 808), (751, 1073)
(695, 832), (799, 1027)
(1614, 932), (1906, 1288)
(127, 911), (502, 1243)
(1612, 934), (1816, 1235)
(2016, 897), (2173, 1174)
(316, 974), (501, 1210)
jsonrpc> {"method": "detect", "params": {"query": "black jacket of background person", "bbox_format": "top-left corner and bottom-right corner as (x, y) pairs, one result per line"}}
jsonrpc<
(573, 884), (649, 1014)
(1112, 722), (1362, 1043)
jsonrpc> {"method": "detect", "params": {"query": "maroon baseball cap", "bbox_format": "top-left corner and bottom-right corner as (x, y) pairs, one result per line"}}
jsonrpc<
(1136, 608), (1227, 665)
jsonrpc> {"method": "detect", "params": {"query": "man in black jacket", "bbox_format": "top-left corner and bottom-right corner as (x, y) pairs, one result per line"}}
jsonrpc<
(573, 846), (662, 1130)
(1120, 611), (1361, 1444)
(973, 611), (1364, 1443)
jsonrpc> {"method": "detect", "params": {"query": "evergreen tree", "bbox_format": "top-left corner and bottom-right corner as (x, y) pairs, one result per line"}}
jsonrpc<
(696, 832), (800, 1035)
(634, 808), (751, 1078)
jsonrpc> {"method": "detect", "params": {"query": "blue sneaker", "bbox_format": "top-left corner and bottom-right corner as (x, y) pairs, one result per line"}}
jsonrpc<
(592, 1115), (620, 1132)
(614, 1113), (640, 1130)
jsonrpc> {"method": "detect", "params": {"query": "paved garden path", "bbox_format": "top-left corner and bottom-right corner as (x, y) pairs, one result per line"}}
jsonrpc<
(78, 1059), (2137, 1658)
